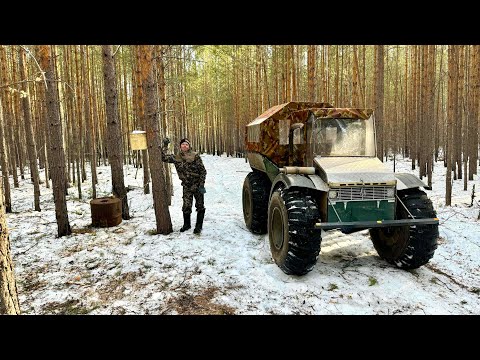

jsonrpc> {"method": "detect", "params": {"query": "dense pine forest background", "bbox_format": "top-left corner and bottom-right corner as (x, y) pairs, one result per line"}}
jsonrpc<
(1, 45), (479, 314)
(1, 46), (478, 196)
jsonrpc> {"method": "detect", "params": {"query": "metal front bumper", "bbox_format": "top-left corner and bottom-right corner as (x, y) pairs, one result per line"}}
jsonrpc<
(315, 218), (439, 230)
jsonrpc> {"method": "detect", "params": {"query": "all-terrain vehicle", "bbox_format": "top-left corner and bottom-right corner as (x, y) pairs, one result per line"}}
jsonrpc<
(242, 101), (439, 275)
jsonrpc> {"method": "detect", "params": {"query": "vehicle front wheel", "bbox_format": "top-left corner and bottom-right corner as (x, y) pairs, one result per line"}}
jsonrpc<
(369, 188), (438, 269)
(268, 188), (322, 275)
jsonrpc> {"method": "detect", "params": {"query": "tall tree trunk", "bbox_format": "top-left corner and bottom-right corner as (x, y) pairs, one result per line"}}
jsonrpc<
(410, 46), (418, 169)
(0, 46), (19, 188)
(0, 105), (11, 212)
(134, 46), (150, 194)
(404, 46), (409, 157)
(0, 181), (20, 314)
(291, 45), (297, 100)
(427, 45), (436, 189)
(255, 45), (260, 115)
(273, 46), (279, 104)
(335, 46), (339, 106)
(10, 50), (25, 181)
(155, 45), (173, 204)
(456, 45), (464, 180)
(307, 45), (316, 102)
(374, 45), (385, 161)
(140, 45), (173, 234)
(339, 46), (345, 105)
(73, 45), (83, 198)
(435, 47), (443, 162)
(352, 45), (364, 108)
(39, 45), (71, 237)
(32, 69), (48, 188)
(19, 47), (41, 211)
(84, 45), (97, 198)
(102, 45), (130, 220)
(319, 46), (325, 102)
(446, 45), (456, 206)
(470, 46), (480, 178)
(0, 52), (12, 212)
(261, 46), (270, 109)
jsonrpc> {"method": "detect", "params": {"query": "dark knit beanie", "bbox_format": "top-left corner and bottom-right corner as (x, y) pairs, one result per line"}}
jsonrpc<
(180, 138), (190, 146)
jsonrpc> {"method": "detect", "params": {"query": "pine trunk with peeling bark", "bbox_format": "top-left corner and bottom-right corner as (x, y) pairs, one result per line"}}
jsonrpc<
(10, 50), (25, 181)
(470, 46), (480, 178)
(392, 46), (399, 156)
(352, 45), (363, 108)
(0, 106), (11, 213)
(261, 46), (270, 110)
(255, 45), (260, 115)
(0, 46), (19, 189)
(307, 45), (316, 102)
(456, 45), (464, 181)
(446, 45), (456, 206)
(39, 45), (71, 237)
(427, 45), (436, 188)
(319, 46), (325, 102)
(412, 47), (418, 169)
(419, 46), (426, 179)
(73, 45), (83, 198)
(404, 46), (409, 157)
(83, 45), (97, 198)
(155, 45), (173, 204)
(335, 46), (339, 106)
(273, 46), (279, 105)
(139, 45), (172, 234)
(134, 46), (150, 194)
(291, 45), (297, 100)
(102, 45), (130, 220)
(34, 46), (50, 189)
(0, 53), (11, 212)
(374, 45), (384, 162)
(63, 46), (74, 186)
(18, 47), (41, 211)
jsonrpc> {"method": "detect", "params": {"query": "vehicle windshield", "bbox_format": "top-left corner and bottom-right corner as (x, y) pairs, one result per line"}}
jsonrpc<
(311, 116), (376, 157)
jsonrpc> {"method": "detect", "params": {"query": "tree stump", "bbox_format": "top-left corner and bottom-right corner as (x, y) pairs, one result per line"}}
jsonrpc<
(90, 197), (122, 227)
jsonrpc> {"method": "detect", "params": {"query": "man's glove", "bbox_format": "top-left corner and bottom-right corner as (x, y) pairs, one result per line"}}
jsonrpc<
(163, 137), (170, 146)
(198, 185), (206, 194)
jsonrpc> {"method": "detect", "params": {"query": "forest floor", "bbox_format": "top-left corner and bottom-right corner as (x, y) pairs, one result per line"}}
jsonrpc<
(7, 154), (480, 315)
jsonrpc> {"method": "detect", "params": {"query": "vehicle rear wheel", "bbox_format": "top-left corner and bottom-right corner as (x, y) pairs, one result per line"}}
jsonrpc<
(369, 188), (438, 269)
(268, 188), (322, 275)
(242, 171), (270, 234)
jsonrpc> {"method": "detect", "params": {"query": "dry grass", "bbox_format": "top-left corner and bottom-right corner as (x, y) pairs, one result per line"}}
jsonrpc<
(18, 272), (47, 292)
(72, 227), (96, 234)
(169, 286), (236, 315)
(97, 271), (142, 302)
(41, 299), (95, 315)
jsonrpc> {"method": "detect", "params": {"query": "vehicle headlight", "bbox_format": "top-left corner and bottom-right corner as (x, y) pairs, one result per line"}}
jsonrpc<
(329, 190), (338, 199)
(386, 188), (395, 198)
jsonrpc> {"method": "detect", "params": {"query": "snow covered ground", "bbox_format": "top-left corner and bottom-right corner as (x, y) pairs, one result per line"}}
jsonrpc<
(7, 154), (480, 315)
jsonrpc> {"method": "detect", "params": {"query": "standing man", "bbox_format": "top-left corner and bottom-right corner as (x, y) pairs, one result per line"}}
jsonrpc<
(161, 138), (207, 234)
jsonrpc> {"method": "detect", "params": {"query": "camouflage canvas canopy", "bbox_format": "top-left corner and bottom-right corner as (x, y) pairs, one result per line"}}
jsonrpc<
(245, 101), (373, 166)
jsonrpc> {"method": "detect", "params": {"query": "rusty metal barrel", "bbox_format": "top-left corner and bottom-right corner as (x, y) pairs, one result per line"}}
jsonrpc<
(90, 196), (122, 227)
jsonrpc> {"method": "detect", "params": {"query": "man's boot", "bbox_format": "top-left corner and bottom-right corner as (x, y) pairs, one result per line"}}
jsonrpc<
(193, 210), (205, 234)
(180, 213), (191, 232)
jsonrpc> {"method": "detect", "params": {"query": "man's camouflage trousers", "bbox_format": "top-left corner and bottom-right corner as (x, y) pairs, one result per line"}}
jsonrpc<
(182, 184), (205, 215)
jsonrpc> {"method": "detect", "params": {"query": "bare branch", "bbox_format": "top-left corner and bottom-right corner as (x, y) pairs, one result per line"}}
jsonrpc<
(18, 45), (48, 90)
(113, 45), (122, 57)
(0, 78), (75, 93)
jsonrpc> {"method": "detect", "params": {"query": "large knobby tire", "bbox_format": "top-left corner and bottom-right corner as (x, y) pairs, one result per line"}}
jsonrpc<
(268, 188), (322, 275)
(242, 171), (271, 234)
(370, 188), (439, 269)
